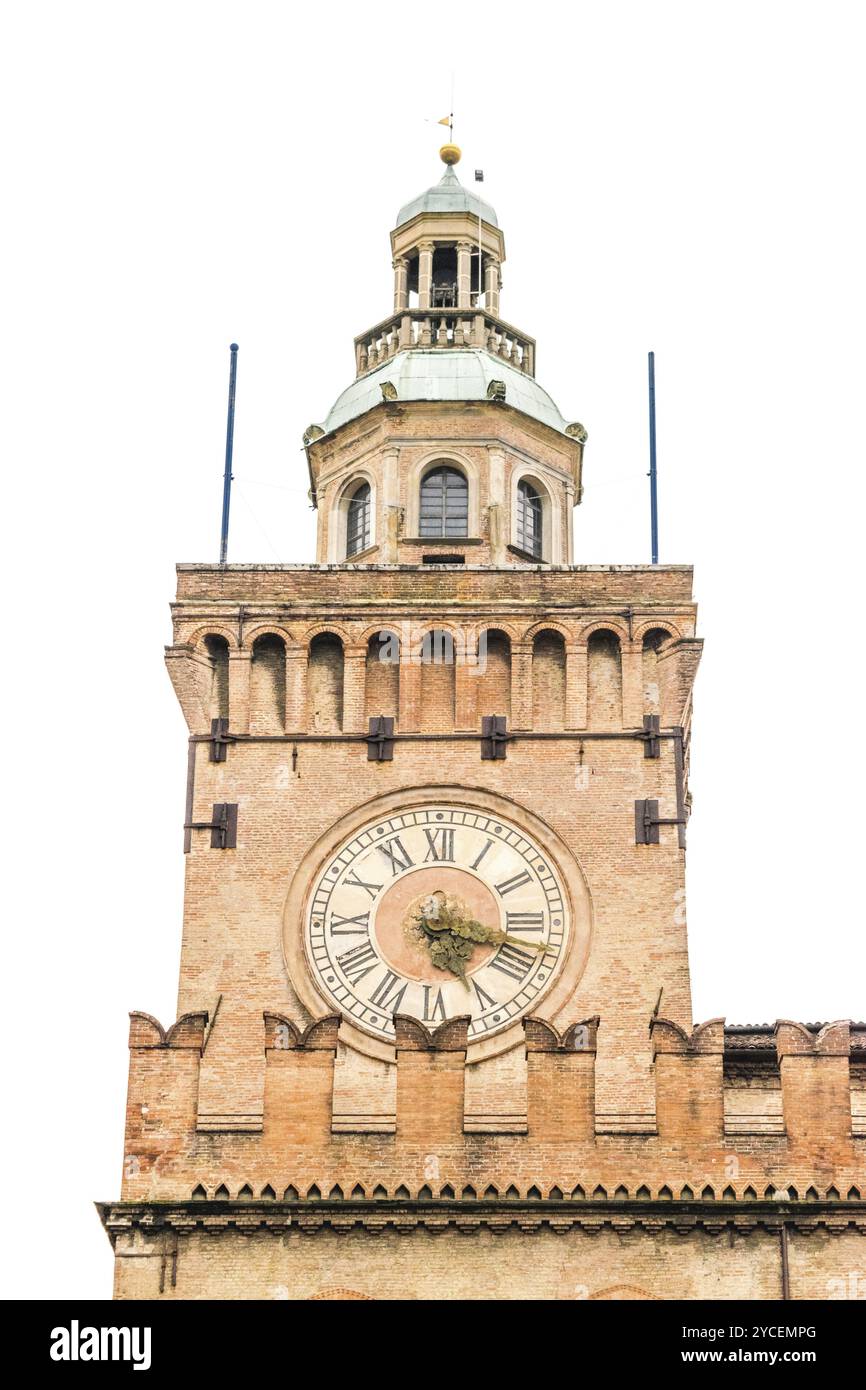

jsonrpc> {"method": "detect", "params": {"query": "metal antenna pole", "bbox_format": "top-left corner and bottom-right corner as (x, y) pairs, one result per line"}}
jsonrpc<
(648, 350), (659, 565)
(219, 343), (239, 565)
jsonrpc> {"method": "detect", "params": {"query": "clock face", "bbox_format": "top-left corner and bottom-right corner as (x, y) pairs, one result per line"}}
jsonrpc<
(303, 804), (570, 1043)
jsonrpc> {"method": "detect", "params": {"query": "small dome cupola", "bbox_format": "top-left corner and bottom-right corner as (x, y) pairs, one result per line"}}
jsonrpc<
(390, 146), (505, 318)
(394, 157), (499, 231)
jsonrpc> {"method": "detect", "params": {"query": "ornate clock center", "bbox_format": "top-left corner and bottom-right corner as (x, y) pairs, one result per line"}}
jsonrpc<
(374, 866), (499, 984)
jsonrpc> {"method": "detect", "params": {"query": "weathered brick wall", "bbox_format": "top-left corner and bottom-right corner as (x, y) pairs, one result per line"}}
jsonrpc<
(108, 1221), (866, 1302)
(174, 562), (696, 605)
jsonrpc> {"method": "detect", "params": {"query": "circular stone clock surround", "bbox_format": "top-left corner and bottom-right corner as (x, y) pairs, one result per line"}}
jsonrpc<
(282, 785), (593, 1063)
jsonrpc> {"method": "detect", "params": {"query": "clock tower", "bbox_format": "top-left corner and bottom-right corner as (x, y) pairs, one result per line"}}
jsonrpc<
(100, 147), (865, 1301)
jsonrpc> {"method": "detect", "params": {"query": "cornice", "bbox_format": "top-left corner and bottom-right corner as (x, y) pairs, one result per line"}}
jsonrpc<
(98, 1199), (866, 1243)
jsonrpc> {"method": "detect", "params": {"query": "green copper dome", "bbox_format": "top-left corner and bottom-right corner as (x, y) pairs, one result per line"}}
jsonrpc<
(320, 348), (568, 437)
(395, 164), (499, 230)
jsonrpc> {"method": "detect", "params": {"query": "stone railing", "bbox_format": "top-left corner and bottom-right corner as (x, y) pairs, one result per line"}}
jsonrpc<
(354, 310), (536, 378)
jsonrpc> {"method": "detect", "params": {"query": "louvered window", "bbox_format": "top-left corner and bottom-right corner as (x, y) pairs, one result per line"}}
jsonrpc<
(419, 466), (468, 538)
(346, 482), (371, 557)
(516, 479), (543, 558)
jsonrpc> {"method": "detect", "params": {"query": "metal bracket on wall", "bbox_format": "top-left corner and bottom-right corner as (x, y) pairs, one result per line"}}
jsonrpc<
(641, 714), (661, 758)
(184, 803), (238, 849)
(481, 715), (508, 760)
(209, 717), (232, 762)
(634, 799), (686, 846)
(367, 716), (395, 761)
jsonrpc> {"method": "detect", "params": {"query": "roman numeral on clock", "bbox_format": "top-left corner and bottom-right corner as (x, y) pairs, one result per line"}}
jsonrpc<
(329, 911), (370, 935)
(336, 941), (379, 985)
(490, 942), (536, 981)
(369, 970), (408, 1013)
(471, 978), (498, 1010)
(506, 911), (545, 933)
(343, 871), (383, 900)
(424, 828), (455, 862)
(377, 836), (414, 875)
(494, 869), (532, 897)
(422, 986), (447, 1022)
(470, 838), (493, 871)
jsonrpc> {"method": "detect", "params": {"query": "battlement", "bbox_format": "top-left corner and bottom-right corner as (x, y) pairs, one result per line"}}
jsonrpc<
(117, 1009), (866, 1207)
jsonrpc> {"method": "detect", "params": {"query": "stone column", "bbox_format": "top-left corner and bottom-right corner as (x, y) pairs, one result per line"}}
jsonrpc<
(342, 645), (368, 734)
(565, 644), (587, 729)
(228, 650), (251, 734)
(485, 257), (501, 316)
(510, 642), (533, 730)
(456, 241), (472, 309)
(418, 241), (434, 311)
(284, 647), (308, 732)
(621, 641), (644, 728)
(392, 257), (408, 313)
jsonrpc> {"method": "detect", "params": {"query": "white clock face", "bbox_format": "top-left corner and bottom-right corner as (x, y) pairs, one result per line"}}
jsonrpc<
(303, 804), (569, 1043)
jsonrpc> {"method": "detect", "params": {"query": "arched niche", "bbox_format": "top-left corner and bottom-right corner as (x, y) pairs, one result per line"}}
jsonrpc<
(641, 627), (674, 719)
(587, 628), (622, 728)
(201, 634), (230, 722)
(250, 634), (287, 733)
(532, 629), (566, 730)
(476, 628), (511, 723)
(365, 629), (400, 722)
(419, 628), (455, 731)
(307, 633), (344, 732)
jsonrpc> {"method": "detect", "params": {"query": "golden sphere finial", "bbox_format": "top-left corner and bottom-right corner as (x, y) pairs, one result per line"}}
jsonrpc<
(439, 143), (461, 166)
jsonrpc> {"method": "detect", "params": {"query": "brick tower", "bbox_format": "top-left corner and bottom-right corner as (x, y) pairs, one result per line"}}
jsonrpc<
(100, 147), (865, 1301)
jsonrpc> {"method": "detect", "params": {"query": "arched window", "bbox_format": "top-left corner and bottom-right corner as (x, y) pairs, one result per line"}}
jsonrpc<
(419, 466), (468, 538)
(516, 479), (543, 558)
(346, 482), (371, 557)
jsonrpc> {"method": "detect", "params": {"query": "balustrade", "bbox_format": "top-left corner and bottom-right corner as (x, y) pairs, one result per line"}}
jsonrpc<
(354, 309), (536, 378)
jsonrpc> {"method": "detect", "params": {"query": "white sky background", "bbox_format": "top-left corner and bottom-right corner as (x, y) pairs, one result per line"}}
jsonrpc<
(1, 0), (864, 1298)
